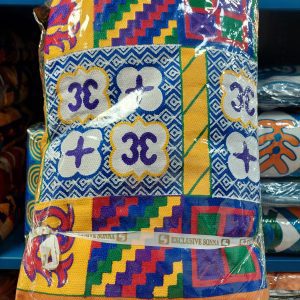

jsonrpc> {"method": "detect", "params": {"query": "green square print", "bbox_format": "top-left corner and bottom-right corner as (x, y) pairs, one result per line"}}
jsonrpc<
(225, 246), (256, 275)
(198, 213), (220, 235)
(189, 0), (212, 9)
(221, 16), (243, 42)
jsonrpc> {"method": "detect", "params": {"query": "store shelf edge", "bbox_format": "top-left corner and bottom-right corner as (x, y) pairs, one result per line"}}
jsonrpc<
(0, 226), (24, 269)
(266, 255), (300, 273)
(260, 0), (300, 10)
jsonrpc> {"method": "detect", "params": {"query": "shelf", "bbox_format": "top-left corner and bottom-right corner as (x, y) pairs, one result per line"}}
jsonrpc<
(260, 0), (300, 10)
(0, 0), (298, 9)
(0, 0), (43, 4)
(0, 225), (24, 269)
(266, 255), (300, 273)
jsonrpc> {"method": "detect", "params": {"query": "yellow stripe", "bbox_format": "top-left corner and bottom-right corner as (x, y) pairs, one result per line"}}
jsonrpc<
(141, 196), (181, 232)
(153, 20), (177, 44)
(153, 261), (183, 297)
(182, 48), (210, 195)
(99, 0), (151, 47)
(91, 245), (144, 295)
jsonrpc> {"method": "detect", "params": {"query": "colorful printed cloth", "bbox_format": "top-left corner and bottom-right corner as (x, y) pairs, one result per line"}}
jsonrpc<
(261, 179), (300, 206)
(259, 111), (300, 178)
(17, 0), (268, 299)
(25, 123), (44, 234)
(258, 66), (300, 110)
(263, 207), (300, 255)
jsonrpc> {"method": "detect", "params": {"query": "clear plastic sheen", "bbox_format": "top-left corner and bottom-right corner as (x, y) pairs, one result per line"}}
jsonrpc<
(16, 1), (268, 300)
(258, 66), (300, 110)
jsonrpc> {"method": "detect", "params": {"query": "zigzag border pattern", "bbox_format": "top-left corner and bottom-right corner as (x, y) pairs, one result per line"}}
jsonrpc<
(86, 196), (183, 297)
(94, 0), (179, 47)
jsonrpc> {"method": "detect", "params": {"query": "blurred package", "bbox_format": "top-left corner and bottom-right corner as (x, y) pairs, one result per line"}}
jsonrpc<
(258, 66), (300, 110)
(259, 111), (300, 178)
(263, 207), (300, 255)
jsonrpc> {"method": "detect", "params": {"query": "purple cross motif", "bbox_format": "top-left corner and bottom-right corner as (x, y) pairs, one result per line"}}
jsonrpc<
(66, 136), (94, 168)
(125, 75), (154, 95)
(233, 142), (256, 173)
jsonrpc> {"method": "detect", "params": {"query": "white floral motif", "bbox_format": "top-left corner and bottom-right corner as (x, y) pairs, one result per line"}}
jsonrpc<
(110, 117), (169, 180)
(117, 67), (163, 111)
(58, 66), (110, 124)
(227, 132), (260, 182)
(58, 129), (102, 178)
(221, 71), (257, 127)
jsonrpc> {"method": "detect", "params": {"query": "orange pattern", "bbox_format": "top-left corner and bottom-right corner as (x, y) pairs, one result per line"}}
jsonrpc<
(259, 119), (300, 174)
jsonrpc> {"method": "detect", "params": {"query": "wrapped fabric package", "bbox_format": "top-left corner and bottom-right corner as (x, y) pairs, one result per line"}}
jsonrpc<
(268, 273), (300, 298)
(258, 111), (300, 178)
(17, 1), (268, 299)
(263, 207), (300, 255)
(24, 123), (44, 234)
(261, 179), (300, 206)
(258, 66), (300, 110)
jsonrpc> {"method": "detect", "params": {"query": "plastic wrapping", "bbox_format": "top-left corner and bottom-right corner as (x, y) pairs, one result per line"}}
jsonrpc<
(258, 110), (300, 178)
(263, 207), (300, 255)
(261, 179), (300, 206)
(268, 273), (300, 298)
(24, 123), (44, 234)
(16, 0), (268, 299)
(258, 66), (300, 110)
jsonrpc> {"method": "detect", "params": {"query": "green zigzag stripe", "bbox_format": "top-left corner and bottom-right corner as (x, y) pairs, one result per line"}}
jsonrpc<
(165, 27), (178, 44)
(85, 244), (131, 296)
(95, 0), (139, 42)
(132, 196), (168, 231)
(85, 196), (168, 295)
(168, 273), (183, 298)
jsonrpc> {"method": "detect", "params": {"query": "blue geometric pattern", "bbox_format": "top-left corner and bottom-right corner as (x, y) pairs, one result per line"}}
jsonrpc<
(40, 45), (183, 201)
(206, 48), (259, 202)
